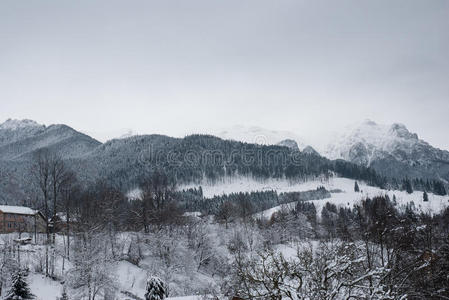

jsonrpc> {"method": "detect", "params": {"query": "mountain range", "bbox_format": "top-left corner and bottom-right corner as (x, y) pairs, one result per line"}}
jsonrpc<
(216, 120), (449, 183)
(0, 118), (447, 204)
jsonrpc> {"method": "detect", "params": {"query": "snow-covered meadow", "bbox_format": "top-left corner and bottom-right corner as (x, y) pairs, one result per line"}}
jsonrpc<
(182, 176), (449, 219)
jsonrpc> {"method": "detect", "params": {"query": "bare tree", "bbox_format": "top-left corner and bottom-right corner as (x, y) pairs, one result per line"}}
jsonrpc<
(67, 231), (117, 300)
(31, 148), (51, 277)
(139, 171), (176, 231)
(60, 171), (79, 265)
(216, 201), (236, 229)
(233, 248), (303, 300)
(49, 153), (67, 244)
(236, 195), (254, 223)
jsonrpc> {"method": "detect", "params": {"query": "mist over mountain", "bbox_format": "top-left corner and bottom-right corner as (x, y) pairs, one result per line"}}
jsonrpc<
(214, 125), (308, 150)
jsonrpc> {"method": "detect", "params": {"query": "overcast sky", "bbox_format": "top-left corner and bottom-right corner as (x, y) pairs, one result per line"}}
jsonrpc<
(1, 0), (448, 149)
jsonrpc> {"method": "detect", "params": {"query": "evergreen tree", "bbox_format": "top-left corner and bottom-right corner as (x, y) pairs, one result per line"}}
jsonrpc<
(392, 194), (397, 205)
(423, 191), (429, 202)
(403, 178), (413, 194)
(145, 276), (166, 300)
(354, 181), (360, 192)
(432, 181), (447, 196)
(5, 270), (35, 300)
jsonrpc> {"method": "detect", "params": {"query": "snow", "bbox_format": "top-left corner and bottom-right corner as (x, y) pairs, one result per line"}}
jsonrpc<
(28, 273), (62, 300)
(179, 176), (332, 198)
(323, 119), (423, 163)
(183, 211), (202, 218)
(0, 205), (38, 215)
(251, 177), (449, 219)
(127, 188), (143, 200)
(115, 260), (148, 296)
(26, 268), (203, 300)
(181, 176), (448, 218)
(0, 119), (41, 130)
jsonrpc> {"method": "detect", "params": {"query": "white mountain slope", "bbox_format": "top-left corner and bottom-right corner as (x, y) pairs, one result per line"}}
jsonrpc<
(214, 125), (307, 150)
(252, 177), (449, 220)
(325, 120), (416, 163)
(323, 120), (449, 181)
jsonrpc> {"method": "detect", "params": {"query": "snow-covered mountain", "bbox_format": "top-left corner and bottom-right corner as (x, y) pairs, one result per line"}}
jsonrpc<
(0, 119), (101, 160)
(0, 119), (46, 147)
(214, 125), (307, 150)
(325, 120), (449, 181)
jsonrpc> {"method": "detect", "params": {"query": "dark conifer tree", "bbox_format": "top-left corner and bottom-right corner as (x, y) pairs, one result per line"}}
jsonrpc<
(5, 270), (35, 300)
(403, 178), (413, 194)
(354, 181), (360, 192)
(423, 191), (429, 202)
(145, 276), (167, 300)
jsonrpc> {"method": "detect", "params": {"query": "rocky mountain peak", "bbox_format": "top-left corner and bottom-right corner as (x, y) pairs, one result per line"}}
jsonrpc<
(325, 120), (449, 181)
(277, 139), (299, 151)
(302, 145), (320, 156)
(0, 119), (43, 130)
(389, 123), (418, 140)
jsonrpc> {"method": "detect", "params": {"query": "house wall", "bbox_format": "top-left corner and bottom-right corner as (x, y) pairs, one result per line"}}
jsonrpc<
(0, 211), (46, 234)
(0, 211), (3, 232)
(35, 214), (47, 233)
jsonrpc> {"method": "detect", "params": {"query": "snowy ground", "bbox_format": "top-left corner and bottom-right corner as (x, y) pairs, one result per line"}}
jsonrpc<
(20, 267), (204, 300)
(2, 176), (448, 300)
(251, 177), (449, 219)
(180, 176), (448, 219)
(29, 274), (62, 300)
(179, 176), (333, 197)
(1, 231), (219, 300)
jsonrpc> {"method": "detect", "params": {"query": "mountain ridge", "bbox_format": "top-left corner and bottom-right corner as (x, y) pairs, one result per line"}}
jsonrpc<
(0, 118), (447, 206)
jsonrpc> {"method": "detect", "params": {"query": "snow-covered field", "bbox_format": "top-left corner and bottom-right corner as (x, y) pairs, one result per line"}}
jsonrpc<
(256, 177), (449, 219)
(179, 176), (334, 197)
(181, 176), (449, 218)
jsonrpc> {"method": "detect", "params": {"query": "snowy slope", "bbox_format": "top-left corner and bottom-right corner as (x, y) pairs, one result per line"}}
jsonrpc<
(181, 176), (449, 218)
(179, 176), (333, 198)
(325, 120), (419, 163)
(28, 271), (202, 300)
(253, 177), (449, 220)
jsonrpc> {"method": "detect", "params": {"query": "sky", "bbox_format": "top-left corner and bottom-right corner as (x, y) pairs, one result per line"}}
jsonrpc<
(1, 0), (448, 149)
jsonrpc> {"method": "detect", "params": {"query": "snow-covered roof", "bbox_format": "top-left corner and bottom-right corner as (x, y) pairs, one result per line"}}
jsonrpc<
(0, 205), (38, 215)
(53, 212), (79, 222)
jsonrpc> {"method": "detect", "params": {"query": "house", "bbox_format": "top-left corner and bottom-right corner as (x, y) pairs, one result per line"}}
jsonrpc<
(0, 205), (46, 234)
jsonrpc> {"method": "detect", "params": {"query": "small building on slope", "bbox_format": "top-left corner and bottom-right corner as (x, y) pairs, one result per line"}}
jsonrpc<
(0, 205), (46, 234)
